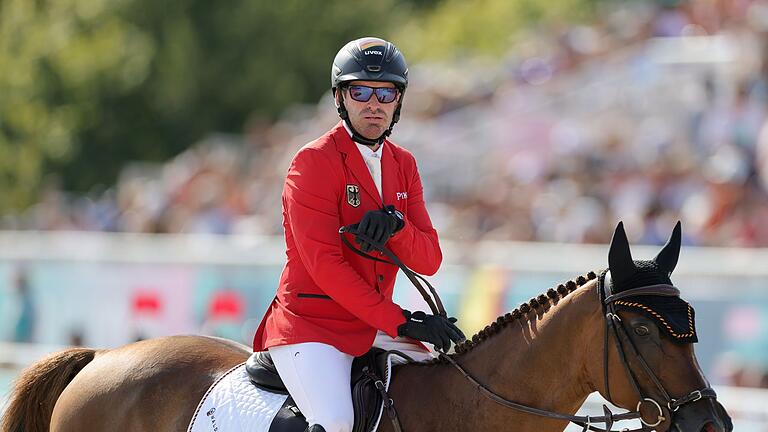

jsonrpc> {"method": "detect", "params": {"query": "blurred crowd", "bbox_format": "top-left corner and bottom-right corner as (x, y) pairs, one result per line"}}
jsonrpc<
(6, 0), (768, 248)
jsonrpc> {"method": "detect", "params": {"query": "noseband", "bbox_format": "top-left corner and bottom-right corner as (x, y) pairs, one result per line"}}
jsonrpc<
(340, 226), (717, 431)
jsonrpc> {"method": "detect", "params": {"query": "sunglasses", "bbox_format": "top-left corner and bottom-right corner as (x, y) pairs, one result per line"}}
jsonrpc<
(346, 85), (399, 104)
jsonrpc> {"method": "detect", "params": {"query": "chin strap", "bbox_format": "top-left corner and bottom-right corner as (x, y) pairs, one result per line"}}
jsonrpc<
(336, 86), (405, 146)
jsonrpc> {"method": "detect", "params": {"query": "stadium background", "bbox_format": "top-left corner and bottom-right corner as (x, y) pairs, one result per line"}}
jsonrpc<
(2, 0), (768, 429)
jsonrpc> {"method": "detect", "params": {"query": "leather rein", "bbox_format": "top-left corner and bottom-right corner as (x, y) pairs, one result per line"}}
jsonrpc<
(339, 226), (717, 431)
(339, 224), (447, 317)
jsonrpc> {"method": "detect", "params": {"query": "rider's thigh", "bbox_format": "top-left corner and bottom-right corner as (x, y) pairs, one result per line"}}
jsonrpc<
(269, 342), (354, 432)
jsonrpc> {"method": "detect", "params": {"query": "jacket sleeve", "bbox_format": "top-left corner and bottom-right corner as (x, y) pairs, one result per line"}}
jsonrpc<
(284, 147), (406, 337)
(387, 157), (442, 276)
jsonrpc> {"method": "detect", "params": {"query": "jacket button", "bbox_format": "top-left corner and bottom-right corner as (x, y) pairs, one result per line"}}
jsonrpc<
(378, 275), (384, 282)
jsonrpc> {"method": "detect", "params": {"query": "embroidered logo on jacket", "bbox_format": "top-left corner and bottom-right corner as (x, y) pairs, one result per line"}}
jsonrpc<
(346, 184), (361, 207)
(396, 192), (408, 200)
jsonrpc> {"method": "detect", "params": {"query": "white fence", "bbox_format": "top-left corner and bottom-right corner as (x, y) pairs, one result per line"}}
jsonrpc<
(1, 230), (768, 273)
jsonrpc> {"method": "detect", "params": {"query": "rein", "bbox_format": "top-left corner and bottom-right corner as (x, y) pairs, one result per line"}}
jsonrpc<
(339, 224), (446, 317)
(338, 226), (716, 432)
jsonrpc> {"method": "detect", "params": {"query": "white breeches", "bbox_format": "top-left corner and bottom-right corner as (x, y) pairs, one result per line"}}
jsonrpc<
(268, 332), (434, 432)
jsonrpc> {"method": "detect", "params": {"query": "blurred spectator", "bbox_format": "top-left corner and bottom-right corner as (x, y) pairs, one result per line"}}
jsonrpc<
(4, 0), (768, 249)
(68, 329), (85, 347)
(10, 266), (35, 343)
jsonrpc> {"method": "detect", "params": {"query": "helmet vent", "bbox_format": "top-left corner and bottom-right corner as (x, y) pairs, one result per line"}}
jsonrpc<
(366, 65), (381, 72)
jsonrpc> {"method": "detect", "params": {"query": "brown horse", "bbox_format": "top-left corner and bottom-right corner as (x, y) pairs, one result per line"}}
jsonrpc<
(2, 223), (731, 432)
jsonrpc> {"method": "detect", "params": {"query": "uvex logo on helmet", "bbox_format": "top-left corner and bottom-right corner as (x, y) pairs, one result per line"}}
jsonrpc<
(364, 50), (383, 56)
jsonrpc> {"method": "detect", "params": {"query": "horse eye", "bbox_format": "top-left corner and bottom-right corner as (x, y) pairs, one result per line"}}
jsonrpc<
(634, 325), (650, 336)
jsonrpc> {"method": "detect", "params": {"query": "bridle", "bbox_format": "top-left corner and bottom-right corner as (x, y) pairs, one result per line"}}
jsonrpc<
(595, 270), (718, 431)
(437, 270), (718, 432)
(339, 226), (718, 431)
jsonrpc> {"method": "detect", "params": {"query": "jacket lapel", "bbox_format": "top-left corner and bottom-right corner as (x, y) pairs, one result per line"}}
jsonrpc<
(332, 122), (382, 207)
(381, 142), (401, 208)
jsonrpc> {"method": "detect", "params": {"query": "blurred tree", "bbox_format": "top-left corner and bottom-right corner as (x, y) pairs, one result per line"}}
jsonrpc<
(0, 0), (155, 209)
(0, 0), (600, 211)
(0, 0), (405, 209)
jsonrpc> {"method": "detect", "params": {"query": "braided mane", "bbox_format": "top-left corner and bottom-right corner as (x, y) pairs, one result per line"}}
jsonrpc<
(452, 271), (599, 355)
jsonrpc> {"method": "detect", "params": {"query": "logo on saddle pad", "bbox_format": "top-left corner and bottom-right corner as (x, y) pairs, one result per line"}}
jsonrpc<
(206, 407), (219, 431)
(346, 184), (361, 207)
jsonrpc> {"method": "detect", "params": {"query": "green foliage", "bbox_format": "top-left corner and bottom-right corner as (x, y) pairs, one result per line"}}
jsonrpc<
(0, 0), (599, 210)
(0, 0), (405, 209)
(0, 0), (152, 209)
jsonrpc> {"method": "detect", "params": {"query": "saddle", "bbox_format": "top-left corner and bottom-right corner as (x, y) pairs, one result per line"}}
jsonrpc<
(246, 348), (411, 432)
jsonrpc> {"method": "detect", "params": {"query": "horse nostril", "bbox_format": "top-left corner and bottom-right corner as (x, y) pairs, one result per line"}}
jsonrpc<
(700, 422), (717, 432)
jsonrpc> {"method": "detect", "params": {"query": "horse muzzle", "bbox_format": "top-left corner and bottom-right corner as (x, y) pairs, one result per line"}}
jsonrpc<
(671, 399), (732, 432)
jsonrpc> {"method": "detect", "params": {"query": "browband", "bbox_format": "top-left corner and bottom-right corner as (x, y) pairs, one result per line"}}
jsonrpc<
(602, 271), (680, 305)
(604, 285), (680, 305)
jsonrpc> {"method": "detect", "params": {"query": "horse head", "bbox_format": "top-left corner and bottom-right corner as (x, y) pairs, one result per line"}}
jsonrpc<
(600, 221), (732, 432)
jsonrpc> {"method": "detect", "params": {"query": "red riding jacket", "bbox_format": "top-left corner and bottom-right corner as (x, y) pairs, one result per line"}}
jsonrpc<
(252, 122), (442, 356)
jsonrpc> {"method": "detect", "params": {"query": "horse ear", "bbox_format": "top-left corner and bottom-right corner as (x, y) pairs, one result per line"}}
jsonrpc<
(654, 220), (682, 276)
(609, 221), (636, 281)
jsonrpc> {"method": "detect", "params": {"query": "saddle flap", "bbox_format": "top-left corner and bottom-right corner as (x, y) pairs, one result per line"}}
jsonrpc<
(246, 351), (288, 394)
(352, 349), (414, 432)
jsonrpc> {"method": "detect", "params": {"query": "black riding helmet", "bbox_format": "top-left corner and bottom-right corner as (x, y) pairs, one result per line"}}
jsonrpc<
(331, 37), (408, 146)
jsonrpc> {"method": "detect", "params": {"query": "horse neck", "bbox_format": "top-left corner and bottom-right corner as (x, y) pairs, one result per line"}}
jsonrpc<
(386, 280), (605, 432)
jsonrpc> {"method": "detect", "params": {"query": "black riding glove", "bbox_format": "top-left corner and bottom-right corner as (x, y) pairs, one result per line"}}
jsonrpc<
(397, 310), (466, 352)
(355, 205), (404, 252)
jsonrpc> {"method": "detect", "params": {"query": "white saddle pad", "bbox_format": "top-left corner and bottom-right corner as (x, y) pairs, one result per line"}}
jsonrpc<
(187, 363), (288, 432)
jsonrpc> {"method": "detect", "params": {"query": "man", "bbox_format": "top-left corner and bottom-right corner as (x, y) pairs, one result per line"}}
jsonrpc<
(253, 37), (464, 432)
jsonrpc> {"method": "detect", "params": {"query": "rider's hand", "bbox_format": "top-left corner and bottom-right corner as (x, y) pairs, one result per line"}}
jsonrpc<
(396, 310), (466, 352)
(355, 205), (404, 252)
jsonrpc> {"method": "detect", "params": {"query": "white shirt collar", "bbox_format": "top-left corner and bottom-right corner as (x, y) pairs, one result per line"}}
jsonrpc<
(356, 142), (382, 159)
(343, 121), (384, 158)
